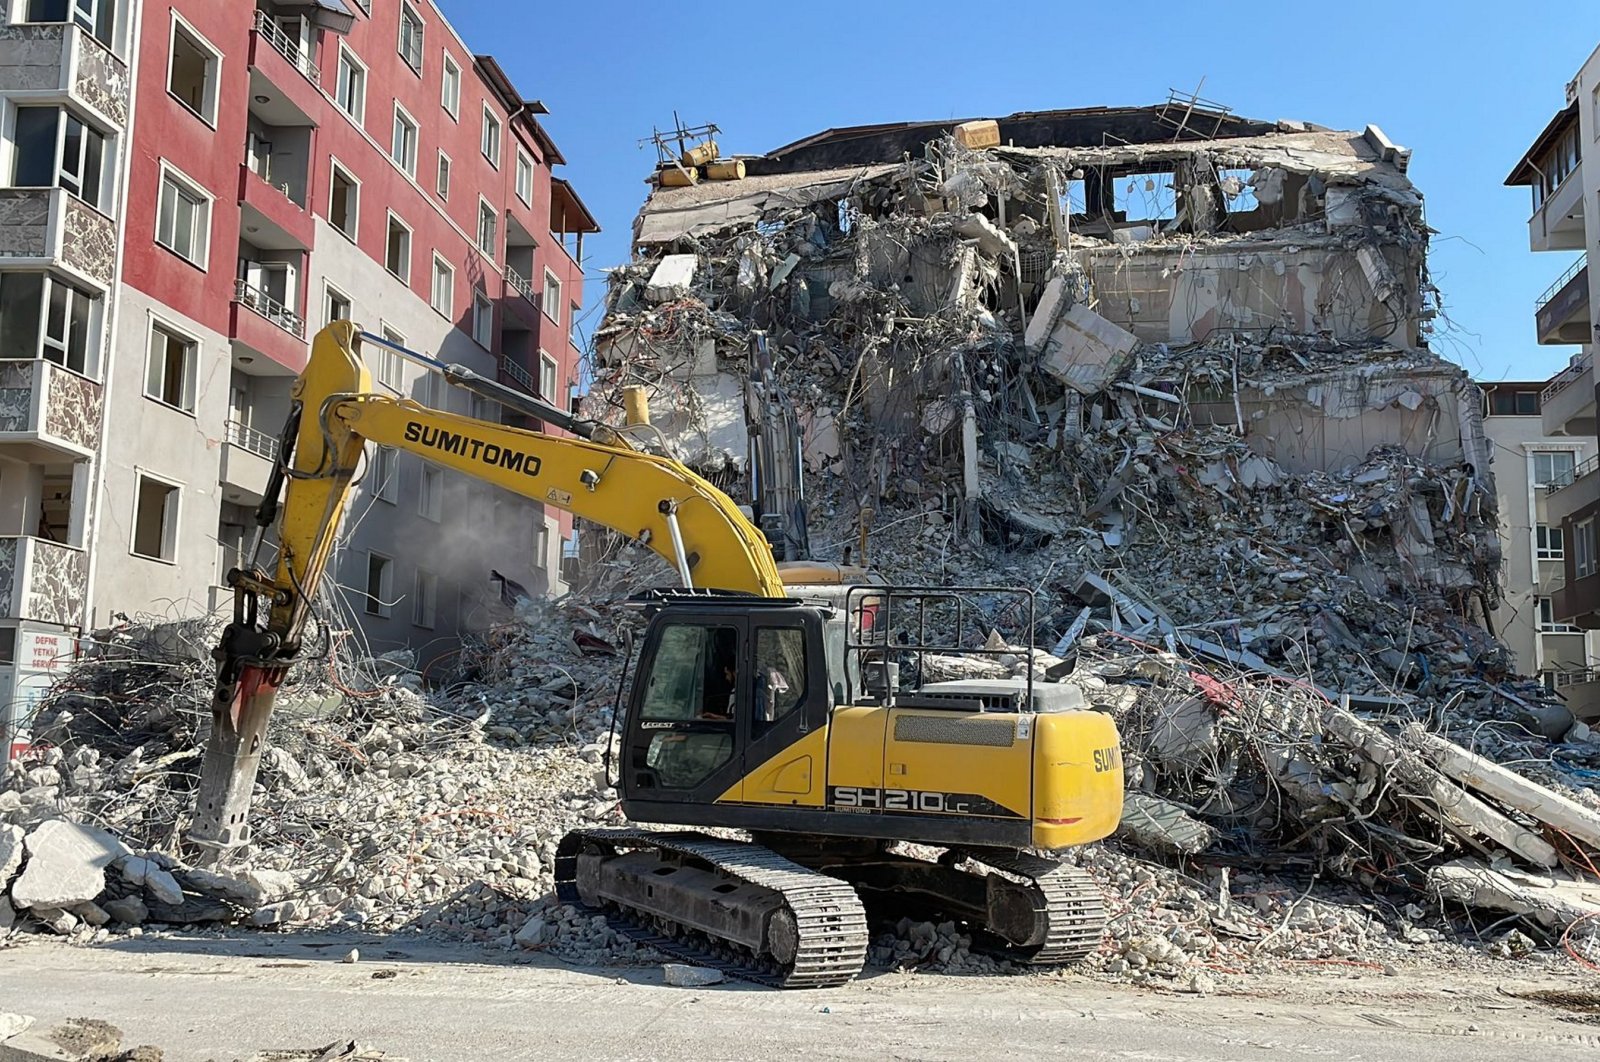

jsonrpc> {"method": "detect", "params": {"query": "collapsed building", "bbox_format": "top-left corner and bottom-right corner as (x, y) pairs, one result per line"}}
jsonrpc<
(587, 105), (1501, 673)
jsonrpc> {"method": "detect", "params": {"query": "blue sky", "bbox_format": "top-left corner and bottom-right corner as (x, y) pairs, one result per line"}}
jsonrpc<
(442, 1), (1598, 383)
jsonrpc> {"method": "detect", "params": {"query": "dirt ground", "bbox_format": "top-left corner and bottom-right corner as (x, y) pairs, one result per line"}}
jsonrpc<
(2, 932), (1598, 1061)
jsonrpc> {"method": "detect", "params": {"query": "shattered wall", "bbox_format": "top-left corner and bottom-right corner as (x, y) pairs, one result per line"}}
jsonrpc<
(585, 104), (1501, 651)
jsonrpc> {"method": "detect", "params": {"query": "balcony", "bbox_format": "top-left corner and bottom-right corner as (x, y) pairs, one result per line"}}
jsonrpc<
(239, 163), (313, 250)
(1531, 162), (1586, 254)
(0, 188), (116, 288)
(230, 279), (308, 372)
(0, 359), (103, 460)
(0, 24), (129, 129)
(0, 536), (87, 628)
(1542, 351), (1596, 437)
(1546, 454), (1600, 529)
(247, 10), (322, 127)
(506, 265), (535, 305)
(1536, 257), (1590, 345)
(500, 356), (537, 394)
(220, 419), (278, 504)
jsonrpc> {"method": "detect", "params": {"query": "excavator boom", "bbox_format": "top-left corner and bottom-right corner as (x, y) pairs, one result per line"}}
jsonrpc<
(191, 323), (783, 849)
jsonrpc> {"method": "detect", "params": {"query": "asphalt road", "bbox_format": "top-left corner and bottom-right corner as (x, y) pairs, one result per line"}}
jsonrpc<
(2, 933), (1598, 1061)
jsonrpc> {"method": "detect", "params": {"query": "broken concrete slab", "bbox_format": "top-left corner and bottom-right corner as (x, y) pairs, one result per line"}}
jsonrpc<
(1116, 793), (1217, 857)
(0, 823), (23, 886)
(954, 213), (1018, 260)
(9, 820), (128, 911)
(1024, 275), (1070, 354)
(0, 1018), (122, 1062)
(1406, 724), (1600, 852)
(101, 895), (147, 926)
(118, 856), (183, 906)
(0, 1014), (32, 1042)
(645, 254), (698, 303)
(1323, 709), (1560, 868)
(1428, 859), (1600, 931)
(1039, 304), (1139, 395)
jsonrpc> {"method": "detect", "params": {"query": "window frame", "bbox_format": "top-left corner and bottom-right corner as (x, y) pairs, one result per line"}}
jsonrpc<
(167, 12), (221, 127)
(21, 0), (116, 49)
(371, 444), (398, 502)
(471, 287), (493, 349)
(481, 103), (501, 168)
(430, 253), (454, 317)
(1533, 449), (1580, 489)
(397, 1), (425, 74)
(435, 150), (451, 200)
(476, 195), (497, 257)
(143, 317), (198, 414)
(1539, 596), (1584, 634)
(155, 160), (211, 269)
(322, 282), (352, 328)
(538, 349), (558, 400)
(130, 470), (182, 563)
(384, 211), (412, 283)
(364, 549), (394, 617)
(515, 148), (534, 206)
(440, 52), (461, 120)
(12, 105), (107, 211)
(1578, 518), (1597, 579)
(412, 567), (437, 629)
(327, 158), (360, 240)
(334, 43), (367, 125)
(390, 101), (420, 178)
(1536, 523), (1566, 562)
(418, 464), (443, 522)
(0, 272), (100, 375)
(542, 268), (562, 324)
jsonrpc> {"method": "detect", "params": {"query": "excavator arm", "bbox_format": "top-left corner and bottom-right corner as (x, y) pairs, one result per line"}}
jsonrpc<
(190, 322), (784, 850)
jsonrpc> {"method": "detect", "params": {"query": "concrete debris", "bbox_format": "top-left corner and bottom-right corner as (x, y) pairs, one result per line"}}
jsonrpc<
(0, 1014), (34, 1042)
(10, 821), (128, 912)
(0, 824), (22, 887)
(1428, 860), (1600, 932)
(662, 963), (726, 987)
(1115, 793), (1217, 857)
(1038, 304), (1140, 395)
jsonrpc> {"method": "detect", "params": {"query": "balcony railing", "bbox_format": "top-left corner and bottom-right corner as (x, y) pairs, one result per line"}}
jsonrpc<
(233, 278), (305, 338)
(1546, 453), (1600, 495)
(506, 266), (535, 304)
(1543, 667), (1599, 689)
(1537, 255), (1588, 311)
(226, 419), (279, 461)
(252, 10), (319, 83)
(501, 356), (537, 393)
(1541, 350), (1594, 405)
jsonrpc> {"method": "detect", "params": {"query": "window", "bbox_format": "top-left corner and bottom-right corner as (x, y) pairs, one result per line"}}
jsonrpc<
(1534, 450), (1579, 488)
(1539, 597), (1583, 634)
(378, 325), (405, 390)
(539, 351), (557, 399)
(12, 107), (106, 210)
(329, 162), (358, 238)
(476, 198), (497, 257)
(431, 254), (454, 315)
(390, 105), (419, 177)
(323, 285), (351, 327)
(515, 149), (534, 206)
(418, 465), (443, 521)
(412, 568), (437, 628)
(542, 269), (562, 324)
(24, 0), (115, 48)
(144, 322), (196, 412)
(1537, 524), (1566, 562)
(753, 628), (807, 731)
(570, 303), (581, 349)
(472, 288), (493, 347)
(132, 474), (179, 562)
(0, 273), (98, 374)
(371, 445), (397, 501)
(385, 213), (411, 282)
(481, 105), (501, 168)
(440, 53), (461, 119)
(168, 16), (219, 125)
(335, 46), (366, 123)
(637, 624), (738, 787)
(1489, 389), (1541, 416)
(397, 2), (424, 73)
(364, 551), (393, 617)
(157, 165), (210, 266)
(436, 151), (451, 199)
(1578, 519), (1597, 579)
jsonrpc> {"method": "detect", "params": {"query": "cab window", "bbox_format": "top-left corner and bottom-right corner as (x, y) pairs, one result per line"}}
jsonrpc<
(640, 624), (737, 721)
(753, 627), (806, 733)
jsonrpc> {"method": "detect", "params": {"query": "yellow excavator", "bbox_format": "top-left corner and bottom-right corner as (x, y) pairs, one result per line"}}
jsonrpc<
(193, 322), (1124, 987)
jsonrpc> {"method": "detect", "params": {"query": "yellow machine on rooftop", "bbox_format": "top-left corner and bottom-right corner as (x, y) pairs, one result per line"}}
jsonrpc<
(192, 322), (1124, 987)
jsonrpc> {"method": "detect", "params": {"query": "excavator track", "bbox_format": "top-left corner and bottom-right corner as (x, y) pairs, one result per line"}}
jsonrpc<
(956, 849), (1106, 964)
(555, 828), (869, 988)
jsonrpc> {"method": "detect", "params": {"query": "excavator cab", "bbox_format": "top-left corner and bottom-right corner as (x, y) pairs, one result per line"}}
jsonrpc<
(620, 596), (830, 812)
